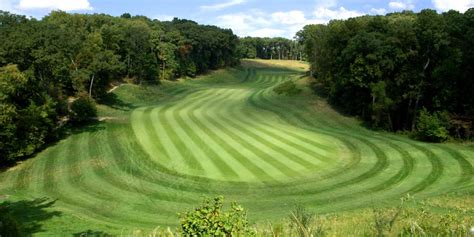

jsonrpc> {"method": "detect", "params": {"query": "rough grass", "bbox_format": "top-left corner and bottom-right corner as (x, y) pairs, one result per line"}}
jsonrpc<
(0, 63), (472, 235)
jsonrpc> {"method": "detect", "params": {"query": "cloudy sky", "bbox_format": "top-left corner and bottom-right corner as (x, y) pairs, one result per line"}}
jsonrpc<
(1, 0), (473, 38)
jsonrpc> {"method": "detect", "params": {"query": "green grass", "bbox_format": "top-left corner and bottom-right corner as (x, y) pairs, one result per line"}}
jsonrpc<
(0, 63), (472, 235)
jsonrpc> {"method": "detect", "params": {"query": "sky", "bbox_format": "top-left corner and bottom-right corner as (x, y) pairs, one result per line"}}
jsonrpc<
(1, 0), (473, 38)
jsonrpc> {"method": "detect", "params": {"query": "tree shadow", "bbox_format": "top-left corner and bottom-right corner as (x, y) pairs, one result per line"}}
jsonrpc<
(73, 230), (113, 237)
(66, 120), (107, 135)
(0, 197), (62, 235)
(0, 120), (107, 172)
(99, 93), (136, 111)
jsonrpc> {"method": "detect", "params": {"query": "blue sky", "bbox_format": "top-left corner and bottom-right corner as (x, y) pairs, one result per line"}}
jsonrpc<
(1, 0), (473, 38)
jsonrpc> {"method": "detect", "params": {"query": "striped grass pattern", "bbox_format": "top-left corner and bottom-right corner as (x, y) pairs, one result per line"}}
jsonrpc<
(0, 67), (472, 235)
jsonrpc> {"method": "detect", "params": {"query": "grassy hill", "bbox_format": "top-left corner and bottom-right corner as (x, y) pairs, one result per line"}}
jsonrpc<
(0, 60), (472, 235)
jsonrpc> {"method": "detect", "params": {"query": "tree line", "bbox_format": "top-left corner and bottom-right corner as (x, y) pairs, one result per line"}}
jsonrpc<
(0, 10), (239, 164)
(298, 9), (474, 141)
(238, 37), (304, 60)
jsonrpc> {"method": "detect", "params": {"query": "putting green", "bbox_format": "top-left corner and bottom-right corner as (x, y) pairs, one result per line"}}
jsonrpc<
(0, 65), (472, 235)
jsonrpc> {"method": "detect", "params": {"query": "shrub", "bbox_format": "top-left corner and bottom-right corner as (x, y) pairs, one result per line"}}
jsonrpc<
(178, 196), (253, 236)
(415, 108), (449, 142)
(70, 94), (97, 123)
(273, 80), (301, 96)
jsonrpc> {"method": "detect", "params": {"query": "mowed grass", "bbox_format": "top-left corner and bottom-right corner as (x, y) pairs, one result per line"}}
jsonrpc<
(0, 60), (472, 235)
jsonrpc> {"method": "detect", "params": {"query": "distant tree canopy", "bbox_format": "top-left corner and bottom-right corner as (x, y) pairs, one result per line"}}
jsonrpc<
(0, 10), (240, 164)
(299, 9), (474, 140)
(238, 37), (304, 60)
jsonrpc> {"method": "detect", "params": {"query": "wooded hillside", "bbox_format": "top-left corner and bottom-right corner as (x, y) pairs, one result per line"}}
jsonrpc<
(0, 11), (239, 163)
(298, 9), (473, 141)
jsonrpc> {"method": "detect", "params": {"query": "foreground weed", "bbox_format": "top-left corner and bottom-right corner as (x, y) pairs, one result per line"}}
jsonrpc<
(289, 205), (324, 237)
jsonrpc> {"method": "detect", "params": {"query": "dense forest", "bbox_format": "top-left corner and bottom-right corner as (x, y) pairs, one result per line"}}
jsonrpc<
(238, 37), (304, 60)
(298, 9), (474, 141)
(0, 11), (239, 164)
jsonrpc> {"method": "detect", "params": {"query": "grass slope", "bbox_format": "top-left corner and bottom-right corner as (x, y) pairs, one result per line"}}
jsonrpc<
(0, 60), (472, 235)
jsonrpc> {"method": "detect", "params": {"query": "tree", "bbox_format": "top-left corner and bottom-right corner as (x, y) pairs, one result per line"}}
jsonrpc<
(237, 37), (303, 60)
(73, 31), (123, 98)
(150, 30), (178, 80)
(0, 65), (56, 162)
(70, 94), (97, 124)
(119, 19), (158, 82)
(415, 108), (449, 142)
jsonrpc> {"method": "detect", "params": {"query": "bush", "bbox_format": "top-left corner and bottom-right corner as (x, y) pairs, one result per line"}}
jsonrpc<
(273, 80), (301, 96)
(415, 108), (449, 142)
(70, 94), (97, 123)
(178, 196), (253, 236)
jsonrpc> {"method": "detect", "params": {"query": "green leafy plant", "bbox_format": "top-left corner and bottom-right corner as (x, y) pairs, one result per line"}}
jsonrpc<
(273, 80), (302, 96)
(415, 108), (449, 142)
(70, 94), (97, 124)
(178, 196), (253, 236)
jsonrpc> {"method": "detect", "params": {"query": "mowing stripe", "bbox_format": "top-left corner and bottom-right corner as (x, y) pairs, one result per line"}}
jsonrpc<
(201, 89), (300, 179)
(215, 106), (317, 172)
(198, 91), (302, 179)
(162, 91), (226, 179)
(131, 107), (168, 163)
(189, 93), (287, 181)
(211, 91), (313, 176)
(236, 108), (337, 162)
(178, 88), (261, 181)
(227, 107), (328, 167)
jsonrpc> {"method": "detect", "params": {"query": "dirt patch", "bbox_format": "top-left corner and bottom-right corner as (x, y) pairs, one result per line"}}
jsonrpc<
(97, 116), (120, 121)
(0, 194), (10, 200)
(107, 84), (123, 93)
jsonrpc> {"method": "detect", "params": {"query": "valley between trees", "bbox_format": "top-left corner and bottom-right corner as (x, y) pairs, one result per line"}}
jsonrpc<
(0, 60), (472, 235)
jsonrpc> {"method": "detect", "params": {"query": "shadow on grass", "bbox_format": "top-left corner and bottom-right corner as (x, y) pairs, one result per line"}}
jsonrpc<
(0, 120), (107, 172)
(73, 230), (113, 237)
(66, 120), (107, 136)
(99, 92), (137, 111)
(0, 198), (61, 235)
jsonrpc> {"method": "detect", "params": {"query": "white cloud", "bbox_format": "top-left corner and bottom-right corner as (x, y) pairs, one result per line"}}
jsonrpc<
(249, 28), (286, 38)
(17, 0), (92, 11)
(154, 14), (174, 21)
(432, 0), (474, 12)
(216, 11), (271, 37)
(271, 10), (306, 25)
(214, 2), (365, 38)
(389, 0), (415, 10)
(313, 7), (364, 22)
(370, 8), (387, 15)
(200, 0), (245, 11)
